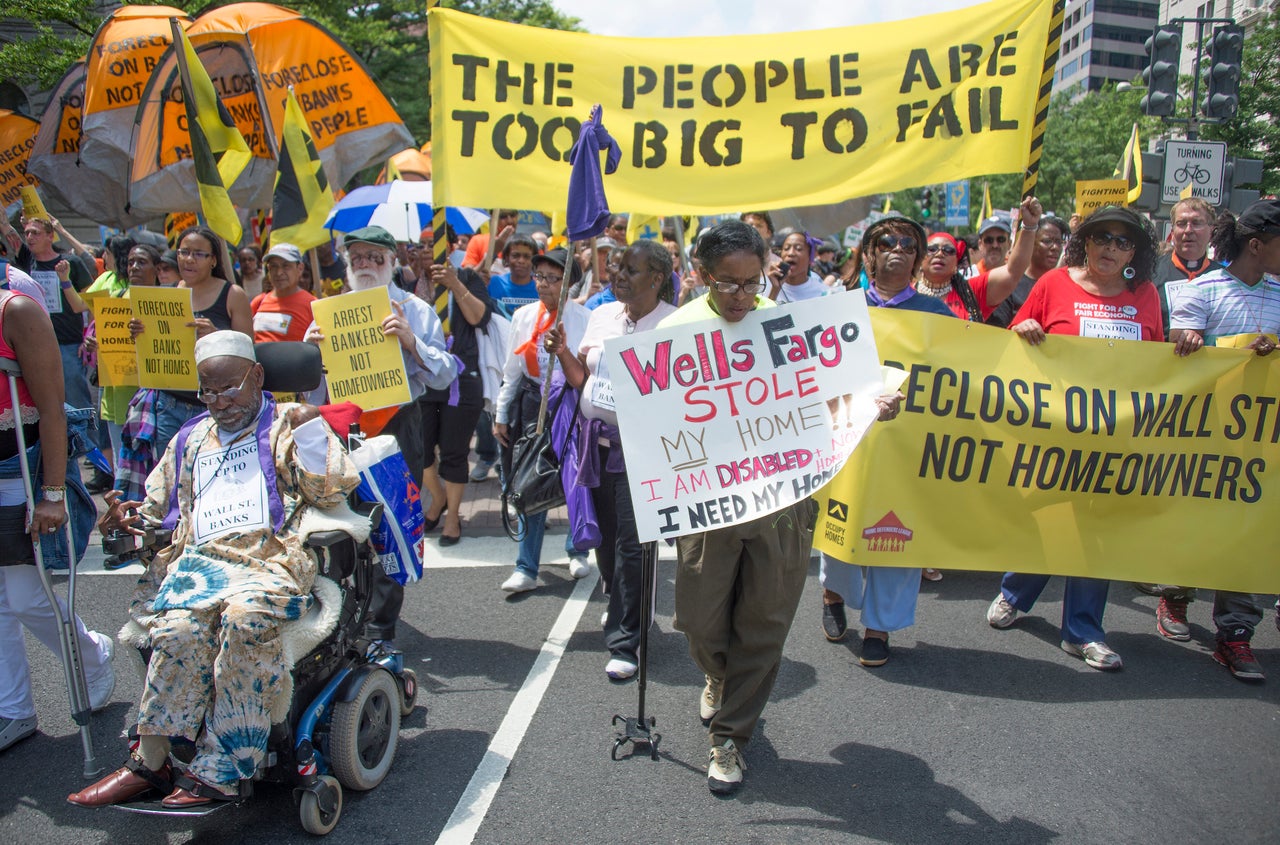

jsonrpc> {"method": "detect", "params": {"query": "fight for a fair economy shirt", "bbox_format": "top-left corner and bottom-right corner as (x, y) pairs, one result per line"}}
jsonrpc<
(1012, 267), (1164, 342)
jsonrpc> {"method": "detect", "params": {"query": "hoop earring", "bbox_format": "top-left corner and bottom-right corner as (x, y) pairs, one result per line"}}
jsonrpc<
(1122, 265), (1136, 280)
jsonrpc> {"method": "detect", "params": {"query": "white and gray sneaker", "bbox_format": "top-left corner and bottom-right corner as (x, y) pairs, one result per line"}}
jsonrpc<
(1061, 640), (1123, 670)
(568, 556), (591, 579)
(986, 595), (1020, 629)
(700, 676), (723, 723)
(0, 715), (37, 752)
(501, 571), (537, 593)
(708, 739), (745, 795)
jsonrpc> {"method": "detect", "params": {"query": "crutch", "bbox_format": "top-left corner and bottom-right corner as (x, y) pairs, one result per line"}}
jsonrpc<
(611, 540), (661, 760)
(0, 357), (102, 778)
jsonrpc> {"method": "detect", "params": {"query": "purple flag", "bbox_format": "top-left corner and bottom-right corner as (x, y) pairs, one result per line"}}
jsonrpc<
(566, 105), (621, 242)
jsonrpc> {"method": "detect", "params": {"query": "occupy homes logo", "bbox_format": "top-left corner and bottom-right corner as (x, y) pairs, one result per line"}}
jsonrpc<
(862, 511), (913, 552)
(826, 500), (849, 522)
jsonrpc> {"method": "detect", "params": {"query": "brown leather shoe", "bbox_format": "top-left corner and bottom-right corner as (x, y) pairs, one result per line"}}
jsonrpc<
(161, 775), (236, 808)
(67, 757), (173, 807)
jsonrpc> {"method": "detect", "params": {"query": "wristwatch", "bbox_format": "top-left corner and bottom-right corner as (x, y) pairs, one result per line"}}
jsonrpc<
(41, 486), (66, 503)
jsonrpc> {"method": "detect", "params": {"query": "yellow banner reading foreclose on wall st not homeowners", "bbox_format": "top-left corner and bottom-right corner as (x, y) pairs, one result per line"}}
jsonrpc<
(428, 0), (1057, 214)
(310, 287), (412, 412)
(130, 286), (198, 391)
(814, 310), (1280, 595)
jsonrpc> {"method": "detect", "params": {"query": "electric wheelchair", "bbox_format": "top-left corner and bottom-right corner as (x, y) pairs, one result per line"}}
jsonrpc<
(99, 342), (418, 835)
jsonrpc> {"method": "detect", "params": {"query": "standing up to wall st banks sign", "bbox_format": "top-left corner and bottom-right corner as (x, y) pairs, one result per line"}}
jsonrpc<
(655, 221), (905, 796)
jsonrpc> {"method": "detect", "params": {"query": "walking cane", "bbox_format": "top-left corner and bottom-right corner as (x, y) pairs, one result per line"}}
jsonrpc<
(0, 358), (101, 778)
(534, 239), (578, 436)
(611, 540), (661, 760)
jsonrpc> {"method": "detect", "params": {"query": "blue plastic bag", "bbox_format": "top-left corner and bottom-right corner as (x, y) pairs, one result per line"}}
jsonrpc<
(350, 435), (425, 585)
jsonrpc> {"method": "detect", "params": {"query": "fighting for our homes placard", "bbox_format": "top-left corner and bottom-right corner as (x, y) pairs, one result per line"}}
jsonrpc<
(428, 0), (1056, 214)
(605, 294), (885, 543)
(130, 286), (197, 390)
(91, 295), (138, 387)
(1075, 179), (1128, 217)
(310, 287), (411, 411)
(814, 309), (1280, 594)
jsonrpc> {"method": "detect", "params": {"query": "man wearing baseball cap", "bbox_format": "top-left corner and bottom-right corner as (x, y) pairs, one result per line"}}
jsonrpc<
(250, 243), (315, 344)
(969, 214), (1013, 278)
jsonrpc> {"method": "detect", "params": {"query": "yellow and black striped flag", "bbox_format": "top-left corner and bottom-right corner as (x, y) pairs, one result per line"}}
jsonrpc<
(171, 19), (250, 245)
(271, 87), (335, 251)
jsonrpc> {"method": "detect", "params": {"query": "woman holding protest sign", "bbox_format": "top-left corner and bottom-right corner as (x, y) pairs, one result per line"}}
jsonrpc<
(820, 215), (955, 667)
(987, 205), (1162, 671)
(546, 240), (676, 681)
(494, 248), (593, 593)
(121, 228), (252, 499)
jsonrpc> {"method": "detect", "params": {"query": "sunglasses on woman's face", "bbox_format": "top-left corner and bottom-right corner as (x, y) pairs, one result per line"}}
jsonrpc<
(925, 243), (957, 256)
(877, 234), (917, 252)
(1088, 231), (1136, 251)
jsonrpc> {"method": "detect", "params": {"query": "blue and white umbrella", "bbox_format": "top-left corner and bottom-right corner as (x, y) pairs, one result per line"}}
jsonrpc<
(324, 180), (489, 243)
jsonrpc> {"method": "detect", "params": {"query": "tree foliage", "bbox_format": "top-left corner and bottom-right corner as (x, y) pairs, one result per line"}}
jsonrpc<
(0, 0), (581, 143)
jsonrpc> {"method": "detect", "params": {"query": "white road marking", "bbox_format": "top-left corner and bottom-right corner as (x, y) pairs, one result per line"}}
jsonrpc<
(433, 568), (599, 845)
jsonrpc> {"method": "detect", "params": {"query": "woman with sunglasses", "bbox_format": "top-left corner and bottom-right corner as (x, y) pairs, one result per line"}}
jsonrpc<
(986, 205), (1161, 671)
(819, 215), (956, 667)
(916, 196), (1041, 322)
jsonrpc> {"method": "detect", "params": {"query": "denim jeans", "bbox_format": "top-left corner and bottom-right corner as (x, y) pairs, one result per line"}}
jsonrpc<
(474, 410), (499, 464)
(514, 514), (583, 579)
(153, 391), (205, 461)
(1000, 573), (1111, 645)
(58, 343), (93, 414)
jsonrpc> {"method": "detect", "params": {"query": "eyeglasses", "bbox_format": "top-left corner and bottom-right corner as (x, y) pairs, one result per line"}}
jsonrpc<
(877, 234), (918, 252)
(1037, 236), (1065, 247)
(609, 225), (627, 232)
(533, 272), (563, 285)
(177, 248), (212, 260)
(347, 251), (387, 266)
(1088, 231), (1136, 251)
(981, 234), (1009, 246)
(925, 243), (957, 256)
(704, 269), (766, 295)
(196, 367), (255, 404)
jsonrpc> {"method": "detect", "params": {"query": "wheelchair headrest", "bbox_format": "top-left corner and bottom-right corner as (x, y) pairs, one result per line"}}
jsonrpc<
(254, 342), (323, 394)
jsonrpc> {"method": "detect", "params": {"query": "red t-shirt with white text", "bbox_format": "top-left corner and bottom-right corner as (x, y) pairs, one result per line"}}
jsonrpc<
(1012, 267), (1164, 342)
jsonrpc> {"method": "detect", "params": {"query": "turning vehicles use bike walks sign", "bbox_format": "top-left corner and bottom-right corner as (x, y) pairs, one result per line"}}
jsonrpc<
(1161, 140), (1227, 206)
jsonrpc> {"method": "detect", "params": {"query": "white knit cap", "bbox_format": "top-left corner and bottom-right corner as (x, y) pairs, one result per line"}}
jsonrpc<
(194, 330), (257, 365)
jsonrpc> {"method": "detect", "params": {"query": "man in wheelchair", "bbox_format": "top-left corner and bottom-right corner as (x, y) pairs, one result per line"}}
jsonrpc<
(69, 331), (359, 808)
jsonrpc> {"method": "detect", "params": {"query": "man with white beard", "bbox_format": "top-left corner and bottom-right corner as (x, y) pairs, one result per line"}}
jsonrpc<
(304, 226), (456, 652)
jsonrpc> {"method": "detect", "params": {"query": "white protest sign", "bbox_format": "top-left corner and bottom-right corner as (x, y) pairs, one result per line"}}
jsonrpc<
(191, 439), (270, 544)
(605, 293), (885, 543)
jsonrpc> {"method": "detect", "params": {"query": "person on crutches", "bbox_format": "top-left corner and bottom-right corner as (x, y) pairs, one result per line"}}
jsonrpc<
(0, 288), (114, 755)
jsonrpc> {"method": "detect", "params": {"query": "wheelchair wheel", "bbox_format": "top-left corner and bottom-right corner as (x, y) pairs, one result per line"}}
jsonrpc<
(299, 775), (342, 835)
(399, 668), (418, 717)
(330, 668), (400, 791)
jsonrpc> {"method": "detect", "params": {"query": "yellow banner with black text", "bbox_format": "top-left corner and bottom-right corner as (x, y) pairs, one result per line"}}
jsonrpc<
(428, 0), (1055, 214)
(814, 310), (1280, 594)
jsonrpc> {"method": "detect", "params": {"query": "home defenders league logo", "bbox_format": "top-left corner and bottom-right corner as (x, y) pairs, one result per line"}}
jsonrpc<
(862, 511), (913, 552)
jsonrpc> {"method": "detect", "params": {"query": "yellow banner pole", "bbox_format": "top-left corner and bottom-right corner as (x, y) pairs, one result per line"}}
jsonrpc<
(1021, 0), (1066, 198)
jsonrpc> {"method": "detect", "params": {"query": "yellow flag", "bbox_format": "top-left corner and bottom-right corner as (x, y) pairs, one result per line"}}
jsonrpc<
(549, 209), (567, 249)
(271, 87), (336, 251)
(1113, 122), (1142, 205)
(626, 213), (663, 243)
(980, 181), (994, 222)
(171, 20), (250, 245)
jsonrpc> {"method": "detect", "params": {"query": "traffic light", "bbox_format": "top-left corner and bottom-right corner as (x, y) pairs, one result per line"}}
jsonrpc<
(1203, 24), (1244, 121)
(1141, 25), (1181, 117)
(920, 187), (933, 219)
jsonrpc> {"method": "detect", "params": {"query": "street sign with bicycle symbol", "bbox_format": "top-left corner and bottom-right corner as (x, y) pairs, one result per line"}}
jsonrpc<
(1161, 140), (1227, 205)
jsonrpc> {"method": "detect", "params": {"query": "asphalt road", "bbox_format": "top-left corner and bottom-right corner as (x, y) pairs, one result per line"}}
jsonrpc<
(2, 538), (1277, 845)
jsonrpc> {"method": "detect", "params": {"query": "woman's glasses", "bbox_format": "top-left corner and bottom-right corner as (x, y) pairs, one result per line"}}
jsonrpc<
(877, 234), (918, 252)
(1088, 231), (1136, 251)
(925, 243), (957, 256)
